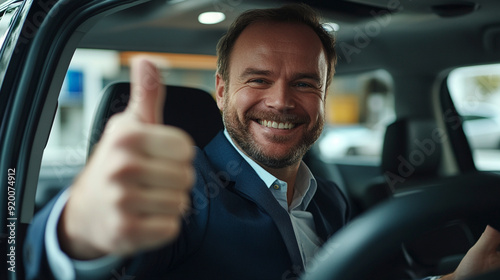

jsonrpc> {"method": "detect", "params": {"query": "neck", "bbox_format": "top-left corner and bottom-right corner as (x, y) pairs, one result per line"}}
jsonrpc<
(225, 132), (301, 206)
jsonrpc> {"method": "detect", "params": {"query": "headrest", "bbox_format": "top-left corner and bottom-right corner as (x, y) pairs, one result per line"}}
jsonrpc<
(381, 118), (442, 179)
(87, 82), (223, 157)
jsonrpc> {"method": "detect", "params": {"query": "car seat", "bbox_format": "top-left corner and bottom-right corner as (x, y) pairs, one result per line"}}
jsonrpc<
(87, 82), (224, 157)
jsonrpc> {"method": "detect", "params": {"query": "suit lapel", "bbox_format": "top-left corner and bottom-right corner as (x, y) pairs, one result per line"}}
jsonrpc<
(307, 178), (350, 244)
(204, 132), (304, 269)
(307, 200), (334, 243)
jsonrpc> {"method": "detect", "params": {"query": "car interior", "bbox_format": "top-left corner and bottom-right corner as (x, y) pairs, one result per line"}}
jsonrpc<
(1, 0), (500, 279)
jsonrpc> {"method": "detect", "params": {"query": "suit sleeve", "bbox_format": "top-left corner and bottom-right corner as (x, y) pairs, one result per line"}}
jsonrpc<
(24, 189), (63, 280)
(23, 189), (123, 280)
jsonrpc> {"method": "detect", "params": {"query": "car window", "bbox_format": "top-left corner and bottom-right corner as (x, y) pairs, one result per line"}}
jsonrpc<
(0, 1), (21, 83)
(448, 64), (500, 171)
(36, 48), (217, 211)
(0, 0), (19, 37)
(0, 0), (21, 49)
(315, 69), (395, 163)
(0, 2), (15, 47)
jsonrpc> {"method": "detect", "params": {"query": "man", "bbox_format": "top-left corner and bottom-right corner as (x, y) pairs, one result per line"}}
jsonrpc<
(24, 4), (500, 280)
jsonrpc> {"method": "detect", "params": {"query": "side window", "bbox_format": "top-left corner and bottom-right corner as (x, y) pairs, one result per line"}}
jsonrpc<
(0, 1), (20, 48)
(448, 64), (500, 171)
(37, 49), (217, 211)
(0, 1), (21, 82)
(316, 70), (395, 163)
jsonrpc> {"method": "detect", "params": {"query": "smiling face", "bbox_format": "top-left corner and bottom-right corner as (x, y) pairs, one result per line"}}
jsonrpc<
(215, 21), (328, 169)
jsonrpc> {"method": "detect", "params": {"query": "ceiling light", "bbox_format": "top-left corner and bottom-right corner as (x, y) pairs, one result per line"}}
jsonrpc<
(322, 22), (340, 32)
(198, 12), (226, 25)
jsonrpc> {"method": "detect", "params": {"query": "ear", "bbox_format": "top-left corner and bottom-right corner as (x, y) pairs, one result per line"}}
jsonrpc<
(215, 73), (226, 110)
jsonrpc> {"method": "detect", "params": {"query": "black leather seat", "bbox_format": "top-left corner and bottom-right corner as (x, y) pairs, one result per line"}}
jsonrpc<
(360, 118), (481, 276)
(359, 118), (444, 209)
(87, 82), (223, 157)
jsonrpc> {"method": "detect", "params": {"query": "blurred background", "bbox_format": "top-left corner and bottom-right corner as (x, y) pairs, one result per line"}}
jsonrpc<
(41, 48), (500, 169)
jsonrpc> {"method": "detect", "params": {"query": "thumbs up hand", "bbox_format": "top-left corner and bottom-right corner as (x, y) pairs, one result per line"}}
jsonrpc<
(58, 58), (195, 260)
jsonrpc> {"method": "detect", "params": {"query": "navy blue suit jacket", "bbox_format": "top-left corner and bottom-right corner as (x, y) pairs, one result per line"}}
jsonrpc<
(24, 131), (350, 280)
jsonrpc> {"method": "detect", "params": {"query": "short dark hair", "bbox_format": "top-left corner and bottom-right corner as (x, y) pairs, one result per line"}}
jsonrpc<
(216, 3), (337, 88)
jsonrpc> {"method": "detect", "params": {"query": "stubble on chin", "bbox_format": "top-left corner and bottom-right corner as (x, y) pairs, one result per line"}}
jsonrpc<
(223, 107), (323, 169)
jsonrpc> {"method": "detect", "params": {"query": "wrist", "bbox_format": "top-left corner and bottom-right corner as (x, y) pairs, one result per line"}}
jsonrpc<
(57, 201), (107, 260)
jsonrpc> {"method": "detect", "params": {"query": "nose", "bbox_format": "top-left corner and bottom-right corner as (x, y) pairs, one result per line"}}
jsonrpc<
(264, 82), (295, 112)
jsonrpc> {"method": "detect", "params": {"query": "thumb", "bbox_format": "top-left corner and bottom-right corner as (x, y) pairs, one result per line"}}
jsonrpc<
(478, 225), (500, 252)
(126, 56), (165, 124)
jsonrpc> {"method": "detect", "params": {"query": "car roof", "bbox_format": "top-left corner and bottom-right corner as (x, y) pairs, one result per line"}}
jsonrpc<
(78, 0), (500, 76)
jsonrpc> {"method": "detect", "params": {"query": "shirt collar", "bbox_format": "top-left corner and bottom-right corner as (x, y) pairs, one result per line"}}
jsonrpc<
(223, 129), (317, 210)
(293, 161), (317, 211)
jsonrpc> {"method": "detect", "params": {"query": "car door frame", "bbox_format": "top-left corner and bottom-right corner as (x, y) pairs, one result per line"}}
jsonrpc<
(0, 0), (150, 279)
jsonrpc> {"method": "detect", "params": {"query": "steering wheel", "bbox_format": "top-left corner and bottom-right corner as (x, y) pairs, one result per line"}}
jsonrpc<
(301, 171), (500, 280)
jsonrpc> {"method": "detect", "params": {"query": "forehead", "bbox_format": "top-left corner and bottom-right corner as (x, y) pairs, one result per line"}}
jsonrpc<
(229, 21), (327, 76)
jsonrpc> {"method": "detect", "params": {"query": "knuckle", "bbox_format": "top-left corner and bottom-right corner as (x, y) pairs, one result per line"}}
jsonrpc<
(115, 215), (140, 239)
(103, 114), (135, 140)
(170, 191), (190, 212)
(114, 189), (135, 211)
(114, 126), (145, 148)
(181, 140), (196, 160)
(173, 165), (195, 189)
(163, 191), (187, 214)
(183, 166), (196, 188)
(163, 218), (182, 239)
(167, 127), (195, 159)
(167, 163), (194, 188)
(99, 124), (146, 157)
(179, 195), (191, 213)
(109, 154), (144, 180)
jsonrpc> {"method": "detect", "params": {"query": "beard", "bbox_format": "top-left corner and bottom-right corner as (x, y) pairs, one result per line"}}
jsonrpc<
(223, 100), (324, 169)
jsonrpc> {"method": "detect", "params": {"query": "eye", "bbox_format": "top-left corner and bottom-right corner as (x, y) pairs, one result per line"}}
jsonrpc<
(247, 78), (271, 88)
(249, 79), (266, 84)
(295, 82), (312, 88)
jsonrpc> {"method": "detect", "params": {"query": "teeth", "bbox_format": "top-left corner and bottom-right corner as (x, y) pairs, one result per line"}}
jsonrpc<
(258, 120), (296, 130)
